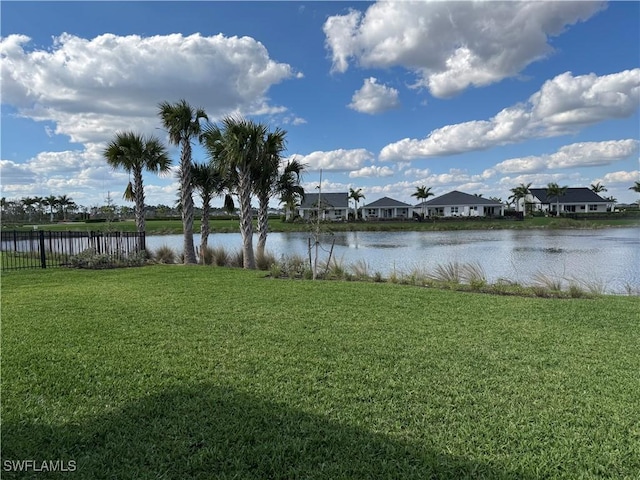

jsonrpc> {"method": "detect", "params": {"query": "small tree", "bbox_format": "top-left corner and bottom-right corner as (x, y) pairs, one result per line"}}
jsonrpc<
(349, 188), (365, 220)
(411, 186), (434, 219)
(546, 182), (568, 217)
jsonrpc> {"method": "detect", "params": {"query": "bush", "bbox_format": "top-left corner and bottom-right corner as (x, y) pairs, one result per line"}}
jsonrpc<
(68, 248), (146, 269)
(153, 245), (176, 264)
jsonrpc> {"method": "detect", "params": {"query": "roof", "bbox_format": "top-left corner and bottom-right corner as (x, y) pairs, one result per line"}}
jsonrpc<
(363, 196), (412, 208)
(529, 188), (607, 203)
(299, 192), (349, 209)
(416, 190), (503, 207)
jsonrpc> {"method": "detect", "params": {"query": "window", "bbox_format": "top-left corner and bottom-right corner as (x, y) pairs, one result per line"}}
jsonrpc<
(451, 206), (459, 215)
(589, 204), (598, 211)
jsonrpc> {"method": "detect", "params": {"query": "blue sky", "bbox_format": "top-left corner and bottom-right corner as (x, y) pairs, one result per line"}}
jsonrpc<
(1, 1), (639, 209)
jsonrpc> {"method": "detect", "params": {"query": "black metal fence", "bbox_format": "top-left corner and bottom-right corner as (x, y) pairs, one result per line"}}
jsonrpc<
(1, 230), (146, 271)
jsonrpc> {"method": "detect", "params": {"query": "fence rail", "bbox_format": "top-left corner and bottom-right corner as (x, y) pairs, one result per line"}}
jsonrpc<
(1, 230), (146, 271)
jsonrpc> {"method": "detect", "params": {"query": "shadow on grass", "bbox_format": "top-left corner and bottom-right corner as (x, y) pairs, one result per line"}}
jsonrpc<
(2, 384), (532, 479)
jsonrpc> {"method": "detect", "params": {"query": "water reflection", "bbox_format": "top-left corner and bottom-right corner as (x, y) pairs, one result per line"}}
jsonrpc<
(146, 228), (640, 294)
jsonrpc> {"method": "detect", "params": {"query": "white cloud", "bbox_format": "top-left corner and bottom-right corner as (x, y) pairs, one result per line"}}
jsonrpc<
(596, 170), (640, 185)
(0, 145), (136, 205)
(0, 32), (299, 143)
(289, 149), (374, 171)
(349, 165), (394, 178)
(380, 70), (640, 162)
(324, 1), (605, 97)
(348, 77), (400, 114)
(491, 140), (639, 175)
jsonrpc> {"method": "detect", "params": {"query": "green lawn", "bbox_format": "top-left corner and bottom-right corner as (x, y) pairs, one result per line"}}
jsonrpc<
(5, 214), (640, 235)
(2, 266), (639, 479)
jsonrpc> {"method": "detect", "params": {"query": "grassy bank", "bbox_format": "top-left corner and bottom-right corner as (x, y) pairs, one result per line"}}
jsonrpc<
(2, 266), (639, 478)
(6, 214), (640, 235)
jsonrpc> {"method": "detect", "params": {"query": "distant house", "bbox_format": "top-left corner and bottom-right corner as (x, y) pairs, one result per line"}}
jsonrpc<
(298, 192), (349, 221)
(362, 197), (412, 220)
(415, 190), (504, 218)
(527, 188), (609, 214)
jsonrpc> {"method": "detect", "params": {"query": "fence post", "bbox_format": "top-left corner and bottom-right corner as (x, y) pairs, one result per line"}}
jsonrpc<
(39, 230), (47, 269)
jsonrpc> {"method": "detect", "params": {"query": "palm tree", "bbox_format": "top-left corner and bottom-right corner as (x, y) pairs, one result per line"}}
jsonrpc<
(278, 159), (305, 223)
(630, 181), (640, 193)
(56, 195), (74, 221)
(546, 182), (568, 217)
(590, 182), (607, 193)
(191, 161), (225, 264)
(349, 188), (365, 221)
(508, 183), (531, 215)
(103, 131), (171, 233)
(158, 99), (208, 264)
(201, 116), (266, 269)
(21, 197), (37, 222)
(252, 128), (289, 260)
(33, 196), (45, 222)
(411, 185), (434, 219)
(44, 195), (58, 222)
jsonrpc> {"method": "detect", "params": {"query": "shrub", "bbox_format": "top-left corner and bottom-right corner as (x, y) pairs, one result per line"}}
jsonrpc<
(68, 248), (146, 269)
(256, 251), (277, 271)
(153, 245), (176, 264)
(349, 259), (370, 280)
(209, 246), (229, 267)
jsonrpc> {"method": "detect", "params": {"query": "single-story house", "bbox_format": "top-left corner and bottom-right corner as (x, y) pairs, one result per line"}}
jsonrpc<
(362, 197), (412, 220)
(527, 188), (609, 214)
(415, 190), (504, 218)
(297, 192), (349, 221)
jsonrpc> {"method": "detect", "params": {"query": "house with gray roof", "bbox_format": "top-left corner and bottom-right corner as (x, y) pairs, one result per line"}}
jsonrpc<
(415, 191), (504, 218)
(362, 197), (412, 220)
(527, 188), (609, 215)
(297, 192), (349, 221)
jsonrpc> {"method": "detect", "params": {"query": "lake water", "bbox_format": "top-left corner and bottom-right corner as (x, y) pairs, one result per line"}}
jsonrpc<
(146, 228), (640, 294)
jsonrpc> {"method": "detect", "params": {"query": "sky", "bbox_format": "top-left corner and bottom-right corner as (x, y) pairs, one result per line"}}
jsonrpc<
(1, 0), (639, 210)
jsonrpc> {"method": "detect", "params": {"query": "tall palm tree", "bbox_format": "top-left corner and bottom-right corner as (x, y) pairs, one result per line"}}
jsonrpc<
(349, 188), (365, 221)
(33, 196), (45, 222)
(158, 99), (208, 264)
(630, 181), (640, 193)
(411, 185), (434, 219)
(44, 195), (58, 222)
(201, 116), (266, 269)
(278, 159), (305, 222)
(103, 131), (171, 233)
(546, 182), (568, 217)
(21, 197), (37, 222)
(57, 195), (74, 221)
(590, 182), (607, 193)
(191, 161), (225, 264)
(508, 183), (531, 215)
(252, 128), (288, 260)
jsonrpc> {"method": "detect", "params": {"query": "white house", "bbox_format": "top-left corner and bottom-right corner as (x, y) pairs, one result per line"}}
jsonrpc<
(527, 188), (609, 214)
(415, 191), (504, 218)
(297, 192), (349, 221)
(362, 197), (412, 220)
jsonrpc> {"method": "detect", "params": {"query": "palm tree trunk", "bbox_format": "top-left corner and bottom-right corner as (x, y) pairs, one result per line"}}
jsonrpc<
(199, 193), (211, 265)
(256, 193), (269, 260)
(133, 167), (145, 233)
(180, 140), (197, 264)
(238, 168), (256, 269)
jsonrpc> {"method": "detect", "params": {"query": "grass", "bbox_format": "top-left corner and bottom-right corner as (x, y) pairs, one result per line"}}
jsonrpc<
(6, 214), (640, 235)
(2, 266), (639, 479)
